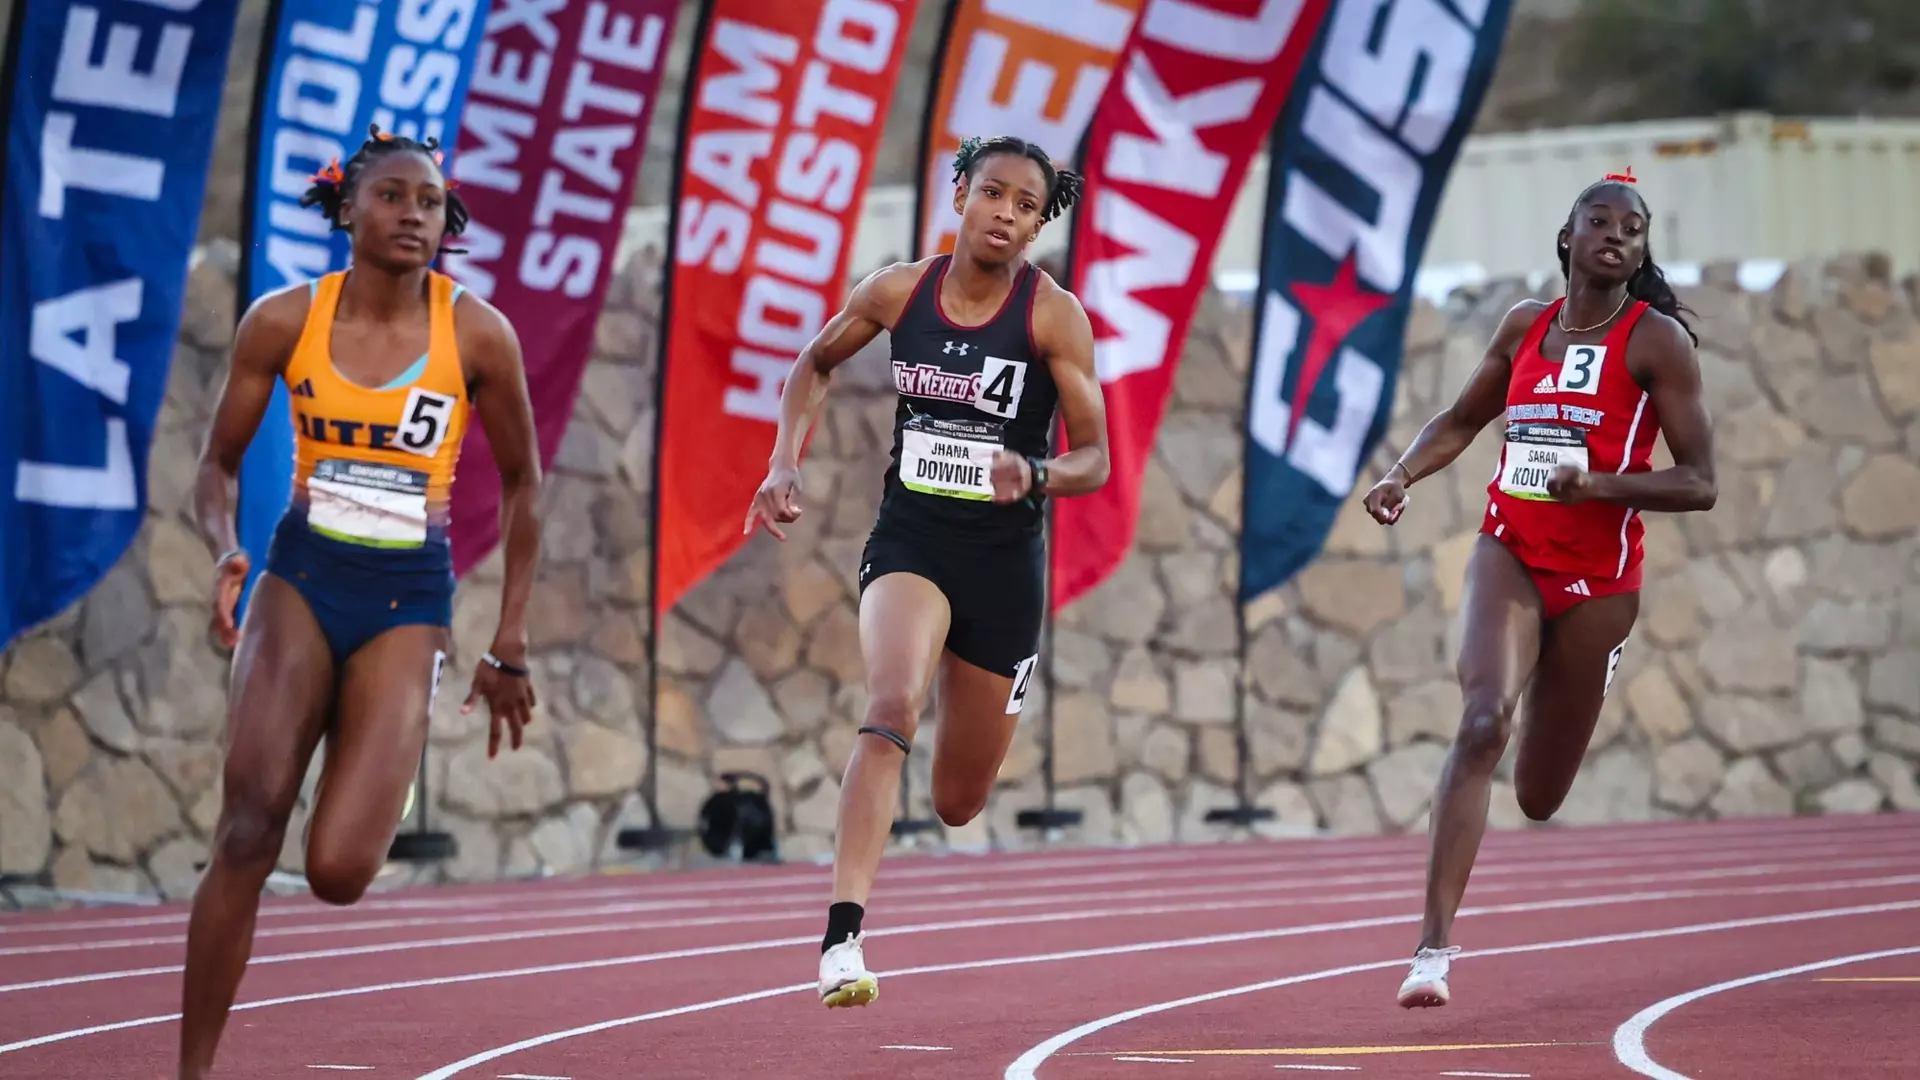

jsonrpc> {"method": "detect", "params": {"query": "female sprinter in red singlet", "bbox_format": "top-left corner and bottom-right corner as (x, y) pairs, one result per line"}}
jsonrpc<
(181, 125), (542, 1077)
(1361, 170), (1718, 1009)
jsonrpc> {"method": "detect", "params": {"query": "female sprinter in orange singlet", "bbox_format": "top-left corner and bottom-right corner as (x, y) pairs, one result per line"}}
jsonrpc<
(180, 125), (542, 1078)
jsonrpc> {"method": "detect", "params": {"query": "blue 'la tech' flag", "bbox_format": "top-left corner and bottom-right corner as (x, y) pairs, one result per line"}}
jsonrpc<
(0, 0), (240, 650)
(235, 0), (492, 615)
(1239, 0), (1512, 602)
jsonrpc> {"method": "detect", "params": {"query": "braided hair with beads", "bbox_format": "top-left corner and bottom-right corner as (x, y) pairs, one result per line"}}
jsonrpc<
(300, 123), (470, 255)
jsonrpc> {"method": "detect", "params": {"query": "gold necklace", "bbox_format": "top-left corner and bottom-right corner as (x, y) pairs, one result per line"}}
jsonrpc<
(1558, 290), (1630, 334)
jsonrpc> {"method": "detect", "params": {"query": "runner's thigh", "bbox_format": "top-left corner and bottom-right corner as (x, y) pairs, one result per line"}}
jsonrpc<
(1513, 591), (1638, 819)
(304, 624), (448, 900)
(218, 573), (337, 853)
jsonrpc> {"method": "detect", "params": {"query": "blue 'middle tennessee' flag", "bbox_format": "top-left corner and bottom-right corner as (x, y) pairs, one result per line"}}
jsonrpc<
(1238, 0), (1513, 602)
(0, 0), (240, 650)
(235, 0), (493, 616)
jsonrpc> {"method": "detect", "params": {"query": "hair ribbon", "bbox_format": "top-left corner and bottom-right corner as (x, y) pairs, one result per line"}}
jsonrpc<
(1604, 166), (1637, 184)
(309, 158), (344, 187)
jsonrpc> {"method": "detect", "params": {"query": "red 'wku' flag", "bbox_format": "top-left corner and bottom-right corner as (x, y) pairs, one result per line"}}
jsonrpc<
(443, 0), (681, 576)
(653, 0), (918, 623)
(1050, 0), (1331, 611)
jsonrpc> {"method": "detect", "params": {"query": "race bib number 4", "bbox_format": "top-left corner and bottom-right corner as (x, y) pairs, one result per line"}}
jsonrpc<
(1498, 423), (1589, 501)
(901, 416), (1001, 501)
(308, 459), (431, 546)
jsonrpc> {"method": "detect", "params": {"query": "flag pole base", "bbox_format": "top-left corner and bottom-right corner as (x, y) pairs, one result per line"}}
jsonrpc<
(1203, 804), (1275, 826)
(616, 825), (687, 852)
(1015, 808), (1084, 830)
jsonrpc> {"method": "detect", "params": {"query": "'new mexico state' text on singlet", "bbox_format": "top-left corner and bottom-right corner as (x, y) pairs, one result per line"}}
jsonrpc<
(874, 255), (1058, 545)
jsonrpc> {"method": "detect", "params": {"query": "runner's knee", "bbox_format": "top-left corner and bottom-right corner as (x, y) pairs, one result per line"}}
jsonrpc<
(931, 779), (988, 827)
(859, 691), (920, 752)
(1452, 697), (1514, 771)
(213, 780), (296, 870)
(303, 842), (382, 906)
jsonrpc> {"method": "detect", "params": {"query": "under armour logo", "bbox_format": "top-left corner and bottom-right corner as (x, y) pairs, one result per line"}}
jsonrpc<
(943, 341), (971, 356)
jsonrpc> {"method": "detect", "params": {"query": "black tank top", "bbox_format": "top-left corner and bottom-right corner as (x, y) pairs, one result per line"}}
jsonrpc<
(873, 255), (1058, 545)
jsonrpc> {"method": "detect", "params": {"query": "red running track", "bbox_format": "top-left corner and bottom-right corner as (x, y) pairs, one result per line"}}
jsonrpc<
(2, 813), (1917, 1079)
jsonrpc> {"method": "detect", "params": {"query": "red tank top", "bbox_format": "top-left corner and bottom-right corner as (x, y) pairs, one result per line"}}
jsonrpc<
(1483, 297), (1662, 580)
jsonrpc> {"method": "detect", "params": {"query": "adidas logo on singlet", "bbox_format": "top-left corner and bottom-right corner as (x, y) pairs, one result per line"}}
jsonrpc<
(1534, 374), (1556, 394)
(1564, 579), (1591, 596)
(290, 378), (315, 398)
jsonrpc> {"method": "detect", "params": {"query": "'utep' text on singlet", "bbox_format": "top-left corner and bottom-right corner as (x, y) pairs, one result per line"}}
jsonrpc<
(875, 255), (1058, 544)
(1485, 297), (1662, 579)
(281, 270), (472, 551)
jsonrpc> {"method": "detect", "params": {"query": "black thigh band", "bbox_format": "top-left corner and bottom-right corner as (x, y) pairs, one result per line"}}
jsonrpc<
(857, 725), (911, 754)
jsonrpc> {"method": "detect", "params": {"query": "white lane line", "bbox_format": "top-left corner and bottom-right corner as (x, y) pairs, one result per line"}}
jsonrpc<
(997, 901), (1920, 1078)
(9, 852), (1914, 995)
(307, 1067), (376, 1072)
(1611, 945), (1920, 1079)
(18, 845), (1920, 991)
(13, 831), (1907, 961)
(7, 815), (1901, 939)
(1113, 1056), (1192, 1063)
(883, 1045), (954, 1051)
(498, 1074), (570, 1079)
(9, 874), (1919, 1064)
(403, 885), (1920, 1080)
(1441, 1072), (1530, 1077)
(1272, 1067), (1359, 1072)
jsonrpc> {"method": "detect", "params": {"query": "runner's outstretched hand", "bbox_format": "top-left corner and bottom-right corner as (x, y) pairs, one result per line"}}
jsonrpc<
(209, 550), (250, 648)
(466, 643), (536, 758)
(745, 462), (804, 540)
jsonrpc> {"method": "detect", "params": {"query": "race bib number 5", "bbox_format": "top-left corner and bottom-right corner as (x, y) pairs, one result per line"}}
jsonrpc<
(1498, 423), (1589, 501)
(901, 416), (1001, 501)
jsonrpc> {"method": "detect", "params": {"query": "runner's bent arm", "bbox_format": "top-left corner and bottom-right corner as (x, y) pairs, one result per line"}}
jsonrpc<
(460, 296), (543, 660)
(768, 263), (917, 472)
(748, 263), (917, 539)
(1029, 279), (1108, 496)
(194, 289), (306, 561)
(1386, 300), (1538, 487)
(1568, 312), (1716, 511)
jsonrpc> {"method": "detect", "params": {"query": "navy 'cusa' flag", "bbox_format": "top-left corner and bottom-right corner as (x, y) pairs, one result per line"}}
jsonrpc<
(1239, 0), (1512, 602)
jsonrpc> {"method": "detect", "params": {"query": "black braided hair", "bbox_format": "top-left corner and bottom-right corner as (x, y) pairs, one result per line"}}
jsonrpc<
(1557, 171), (1696, 345)
(299, 123), (470, 255)
(951, 135), (1083, 222)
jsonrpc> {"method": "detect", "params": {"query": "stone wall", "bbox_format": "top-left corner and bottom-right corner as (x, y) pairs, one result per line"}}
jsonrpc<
(3, 245), (1918, 903)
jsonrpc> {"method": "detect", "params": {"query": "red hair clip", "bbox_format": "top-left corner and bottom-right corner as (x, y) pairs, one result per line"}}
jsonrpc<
(1603, 166), (1637, 184)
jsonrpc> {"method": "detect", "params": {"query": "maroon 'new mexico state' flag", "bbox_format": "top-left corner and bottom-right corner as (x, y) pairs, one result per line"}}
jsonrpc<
(444, 0), (681, 576)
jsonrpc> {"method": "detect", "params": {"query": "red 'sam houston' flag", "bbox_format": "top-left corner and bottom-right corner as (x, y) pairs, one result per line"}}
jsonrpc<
(1050, 0), (1333, 611)
(654, 0), (919, 622)
(443, 0), (682, 576)
(912, 0), (1147, 260)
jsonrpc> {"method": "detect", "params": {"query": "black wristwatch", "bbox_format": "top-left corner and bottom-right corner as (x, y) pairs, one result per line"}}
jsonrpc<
(1025, 455), (1049, 494)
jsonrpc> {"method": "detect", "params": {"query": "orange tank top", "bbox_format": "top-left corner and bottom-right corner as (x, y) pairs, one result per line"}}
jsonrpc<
(282, 269), (471, 550)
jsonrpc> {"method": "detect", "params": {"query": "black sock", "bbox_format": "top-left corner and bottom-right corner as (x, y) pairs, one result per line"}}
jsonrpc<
(823, 901), (864, 952)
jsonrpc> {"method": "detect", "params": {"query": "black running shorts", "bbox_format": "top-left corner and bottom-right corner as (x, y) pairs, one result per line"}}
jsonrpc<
(857, 525), (1043, 696)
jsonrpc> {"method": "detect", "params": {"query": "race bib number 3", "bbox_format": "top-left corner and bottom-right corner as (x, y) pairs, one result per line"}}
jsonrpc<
(901, 416), (1001, 501)
(308, 459), (431, 546)
(1498, 423), (1589, 501)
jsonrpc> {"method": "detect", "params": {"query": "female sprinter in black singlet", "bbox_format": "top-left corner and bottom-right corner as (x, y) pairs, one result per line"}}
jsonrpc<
(181, 125), (542, 1077)
(744, 135), (1111, 1008)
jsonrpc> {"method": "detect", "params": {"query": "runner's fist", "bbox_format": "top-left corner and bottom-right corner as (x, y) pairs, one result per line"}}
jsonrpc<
(209, 550), (250, 649)
(989, 451), (1030, 504)
(1546, 463), (1593, 504)
(745, 462), (803, 540)
(1363, 467), (1410, 525)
